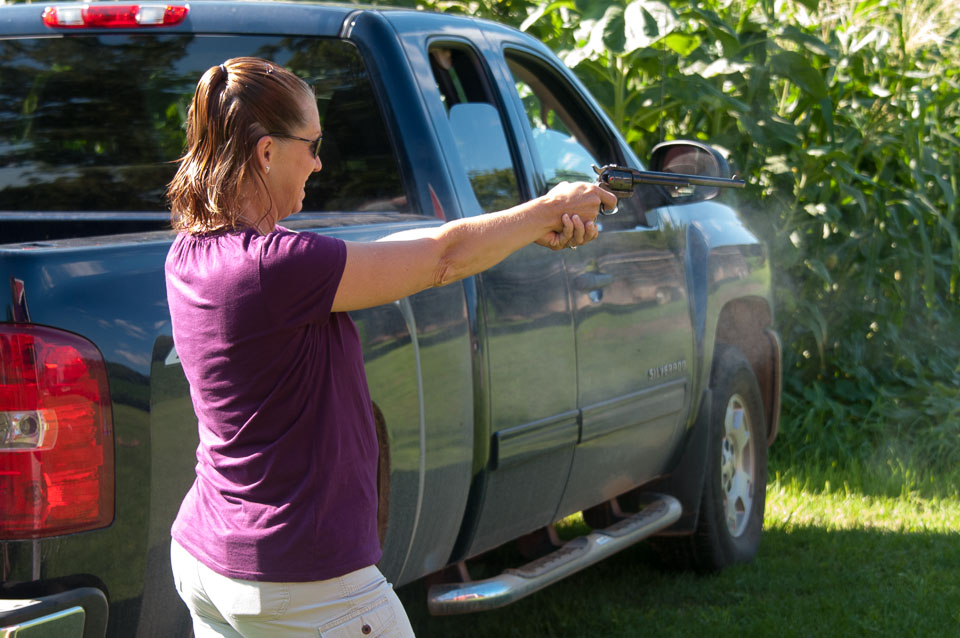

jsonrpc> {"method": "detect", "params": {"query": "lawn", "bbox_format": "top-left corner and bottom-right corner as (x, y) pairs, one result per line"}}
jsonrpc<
(397, 461), (960, 637)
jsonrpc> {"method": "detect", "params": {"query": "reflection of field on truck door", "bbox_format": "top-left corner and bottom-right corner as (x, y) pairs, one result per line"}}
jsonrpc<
(576, 297), (693, 391)
(363, 302), (695, 456)
(483, 322), (574, 427)
(363, 330), (473, 473)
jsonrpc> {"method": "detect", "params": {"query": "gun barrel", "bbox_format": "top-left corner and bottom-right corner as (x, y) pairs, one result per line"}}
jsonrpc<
(595, 165), (745, 194)
(631, 170), (746, 189)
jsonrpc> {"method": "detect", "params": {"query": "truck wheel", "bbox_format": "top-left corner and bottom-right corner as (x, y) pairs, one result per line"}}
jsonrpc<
(657, 343), (767, 572)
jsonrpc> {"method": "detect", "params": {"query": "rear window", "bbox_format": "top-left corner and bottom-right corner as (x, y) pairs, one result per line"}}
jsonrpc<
(0, 34), (408, 214)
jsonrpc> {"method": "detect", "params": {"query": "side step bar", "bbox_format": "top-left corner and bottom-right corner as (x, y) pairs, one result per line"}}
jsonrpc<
(427, 494), (682, 615)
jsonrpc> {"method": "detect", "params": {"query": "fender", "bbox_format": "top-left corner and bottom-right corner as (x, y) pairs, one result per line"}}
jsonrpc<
(673, 201), (776, 435)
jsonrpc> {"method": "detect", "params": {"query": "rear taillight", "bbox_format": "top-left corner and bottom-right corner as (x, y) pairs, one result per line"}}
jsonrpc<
(42, 4), (189, 29)
(0, 325), (114, 539)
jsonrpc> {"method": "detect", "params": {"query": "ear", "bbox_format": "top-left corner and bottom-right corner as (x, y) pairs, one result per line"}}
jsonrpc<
(255, 135), (274, 174)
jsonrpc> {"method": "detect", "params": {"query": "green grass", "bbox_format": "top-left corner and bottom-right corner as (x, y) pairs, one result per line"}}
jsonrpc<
(397, 460), (960, 637)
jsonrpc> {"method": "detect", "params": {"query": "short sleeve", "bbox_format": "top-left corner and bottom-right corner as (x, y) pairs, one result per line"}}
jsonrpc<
(256, 229), (347, 328)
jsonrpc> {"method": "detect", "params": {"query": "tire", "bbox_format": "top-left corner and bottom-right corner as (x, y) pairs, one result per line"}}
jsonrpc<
(657, 343), (768, 572)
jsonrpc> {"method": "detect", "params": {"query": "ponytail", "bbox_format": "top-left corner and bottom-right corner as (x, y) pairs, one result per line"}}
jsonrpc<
(167, 58), (314, 233)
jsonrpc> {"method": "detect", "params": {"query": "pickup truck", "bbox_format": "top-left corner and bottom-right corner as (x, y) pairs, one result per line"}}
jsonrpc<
(0, 2), (781, 636)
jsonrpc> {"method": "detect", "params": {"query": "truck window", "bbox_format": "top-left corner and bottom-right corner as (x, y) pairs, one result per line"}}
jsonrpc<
(429, 45), (521, 214)
(504, 50), (650, 226)
(505, 52), (617, 190)
(0, 35), (408, 215)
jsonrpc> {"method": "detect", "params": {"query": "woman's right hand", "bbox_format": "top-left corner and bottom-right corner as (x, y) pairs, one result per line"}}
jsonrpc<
(541, 181), (616, 224)
(534, 181), (614, 250)
(535, 213), (598, 250)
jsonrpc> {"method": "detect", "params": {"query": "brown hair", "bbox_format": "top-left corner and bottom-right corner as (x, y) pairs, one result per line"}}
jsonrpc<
(167, 57), (314, 233)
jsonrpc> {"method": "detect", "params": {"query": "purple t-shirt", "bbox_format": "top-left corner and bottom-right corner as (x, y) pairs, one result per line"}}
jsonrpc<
(164, 226), (381, 582)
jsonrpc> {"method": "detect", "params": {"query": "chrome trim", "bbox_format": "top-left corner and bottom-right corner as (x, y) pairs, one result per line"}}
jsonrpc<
(0, 606), (85, 637)
(579, 379), (686, 442)
(392, 297), (427, 580)
(339, 8), (364, 38)
(427, 494), (682, 614)
(492, 410), (579, 469)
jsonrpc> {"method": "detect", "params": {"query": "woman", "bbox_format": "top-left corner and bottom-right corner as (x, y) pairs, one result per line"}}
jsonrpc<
(165, 57), (615, 638)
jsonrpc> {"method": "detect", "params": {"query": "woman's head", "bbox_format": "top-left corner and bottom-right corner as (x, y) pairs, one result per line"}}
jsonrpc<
(168, 57), (321, 233)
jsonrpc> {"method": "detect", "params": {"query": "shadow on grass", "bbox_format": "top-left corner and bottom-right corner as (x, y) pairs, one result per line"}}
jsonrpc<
(396, 524), (960, 637)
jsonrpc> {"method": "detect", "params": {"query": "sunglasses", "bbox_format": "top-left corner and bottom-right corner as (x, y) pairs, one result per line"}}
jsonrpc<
(269, 133), (323, 158)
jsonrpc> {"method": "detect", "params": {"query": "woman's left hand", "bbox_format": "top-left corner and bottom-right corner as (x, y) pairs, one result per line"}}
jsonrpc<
(535, 213), (599, 251)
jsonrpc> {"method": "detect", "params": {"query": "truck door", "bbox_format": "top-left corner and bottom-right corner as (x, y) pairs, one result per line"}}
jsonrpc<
(405, 36), (580, 558)
(498, 49), (695, 518)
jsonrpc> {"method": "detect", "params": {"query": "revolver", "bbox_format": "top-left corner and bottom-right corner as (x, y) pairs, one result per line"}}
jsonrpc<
(593, 164), (746, 215)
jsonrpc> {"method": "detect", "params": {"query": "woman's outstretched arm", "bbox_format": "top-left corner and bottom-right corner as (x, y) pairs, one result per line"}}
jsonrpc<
(331, 181), (614, 313)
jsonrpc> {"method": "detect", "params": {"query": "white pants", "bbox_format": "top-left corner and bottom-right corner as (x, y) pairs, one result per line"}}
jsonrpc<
(171, 539), (415, 638)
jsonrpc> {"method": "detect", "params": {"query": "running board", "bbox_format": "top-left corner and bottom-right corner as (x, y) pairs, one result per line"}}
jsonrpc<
(427, 494), (682, 615)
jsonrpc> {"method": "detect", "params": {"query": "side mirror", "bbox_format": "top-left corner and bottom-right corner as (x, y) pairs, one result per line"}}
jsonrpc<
(649, 141), (733, 201)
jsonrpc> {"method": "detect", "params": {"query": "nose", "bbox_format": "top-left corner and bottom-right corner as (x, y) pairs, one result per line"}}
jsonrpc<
(313, 155), (322, 173)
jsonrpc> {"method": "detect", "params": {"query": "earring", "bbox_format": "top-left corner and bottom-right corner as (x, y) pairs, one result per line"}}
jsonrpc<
(266, 166), (270, 173)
